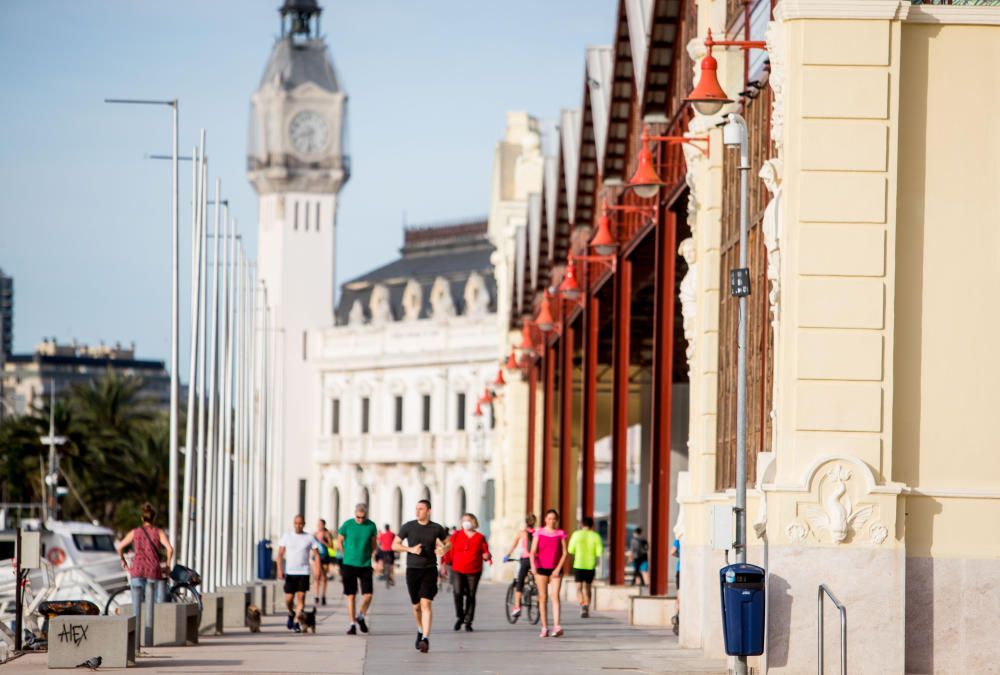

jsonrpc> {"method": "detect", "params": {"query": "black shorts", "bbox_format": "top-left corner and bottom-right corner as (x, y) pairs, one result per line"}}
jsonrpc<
(574, 568), (596, 583)
(341, 565), (374, 596)
(535, 567), (555, 577)
(377, 550), (395, 565)
(283, 574), (310, 595)
(405, 567), (438, 604)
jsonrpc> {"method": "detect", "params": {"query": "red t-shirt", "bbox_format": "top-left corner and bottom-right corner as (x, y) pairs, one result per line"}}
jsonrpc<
(378, 531), (395, 552)
(442, 531), (491, 574)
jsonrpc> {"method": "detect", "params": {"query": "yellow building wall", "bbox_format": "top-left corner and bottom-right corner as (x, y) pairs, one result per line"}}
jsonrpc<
(894, 21), (1000, 559)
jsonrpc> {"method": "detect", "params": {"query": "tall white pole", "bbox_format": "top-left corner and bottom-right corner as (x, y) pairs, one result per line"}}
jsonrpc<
(203, 191), (222, 589)
(220, 218), (237, 586)
(232, 248), (245, 583)
(181, 134), (204, 565)
(168, 99), (180, 550)
(194, 156), (210, 575)
(213, 207), (230, 590)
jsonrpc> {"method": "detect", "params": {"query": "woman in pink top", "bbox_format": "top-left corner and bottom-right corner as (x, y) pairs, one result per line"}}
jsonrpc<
(115, 503), (174, 615)
(529, 509), (568, 637)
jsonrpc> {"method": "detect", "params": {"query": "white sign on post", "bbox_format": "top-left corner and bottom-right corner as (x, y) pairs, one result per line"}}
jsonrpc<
(19, 531), (41, 569)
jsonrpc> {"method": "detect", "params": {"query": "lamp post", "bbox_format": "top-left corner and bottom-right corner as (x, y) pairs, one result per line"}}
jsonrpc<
(105, 97), (180, 550)
(724, 112), (751, 675)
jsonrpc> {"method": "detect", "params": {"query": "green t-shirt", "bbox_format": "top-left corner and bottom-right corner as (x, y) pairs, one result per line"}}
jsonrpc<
(568, 529), (604, 571)
(338, 518), (378, 568)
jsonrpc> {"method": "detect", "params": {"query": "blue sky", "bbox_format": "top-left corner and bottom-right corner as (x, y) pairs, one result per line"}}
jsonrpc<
(0, 0), (613, 364)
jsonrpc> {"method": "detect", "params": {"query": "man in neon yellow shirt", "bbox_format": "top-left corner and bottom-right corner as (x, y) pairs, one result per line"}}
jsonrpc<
(567, 516), (603, 618)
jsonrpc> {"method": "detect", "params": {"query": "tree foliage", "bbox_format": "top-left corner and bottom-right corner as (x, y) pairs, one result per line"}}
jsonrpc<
(0, 370), (178, 534)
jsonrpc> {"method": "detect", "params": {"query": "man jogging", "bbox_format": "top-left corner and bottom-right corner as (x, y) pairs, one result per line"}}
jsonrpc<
(276, 514), (320, 632)
(337, 503), (378, 635)
(377, 524), (396, 586)
(567, 516), (603, 618)
(393, 499), (450, 653)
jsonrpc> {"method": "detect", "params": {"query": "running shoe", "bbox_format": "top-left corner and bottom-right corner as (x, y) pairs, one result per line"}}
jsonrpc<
(292, 623), (302, 633)
(286, 613), (295, 630)
(454, 618), (463, 631)
(321, 597), (327, 606)
(551, 626), (564, 637)
(347, 624), (357, 635)
(539, 628), (549, 638)
(357, 615), (369, 633)
(511, 606), (522, 618)
(415, 632), (423, 650)
(314, 596), (320, 604)
(465, 624), (474, 632)
(419, 638), (429, 653)
(582, 605), (590, 618)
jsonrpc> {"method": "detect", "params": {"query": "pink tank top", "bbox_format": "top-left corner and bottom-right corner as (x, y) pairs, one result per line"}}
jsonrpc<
(130, 525), (164, 580)
(533, 528), (566, 569)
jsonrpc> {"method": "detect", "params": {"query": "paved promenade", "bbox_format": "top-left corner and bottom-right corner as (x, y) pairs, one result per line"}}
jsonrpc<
(6, 580), (725, 674)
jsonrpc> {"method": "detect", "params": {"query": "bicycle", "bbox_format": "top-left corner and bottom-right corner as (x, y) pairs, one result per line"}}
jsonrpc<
(504, 560), (540, 625)
(104, 565), (202, 616)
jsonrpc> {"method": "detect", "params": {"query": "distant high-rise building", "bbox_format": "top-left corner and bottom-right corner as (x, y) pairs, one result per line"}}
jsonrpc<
(0, 269), (12, 362)
(2, 339), (169, 416)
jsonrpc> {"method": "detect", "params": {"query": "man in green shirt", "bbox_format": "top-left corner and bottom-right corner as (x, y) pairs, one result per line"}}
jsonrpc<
(567, 516), (603, 618)
(336, 503), (378, 635)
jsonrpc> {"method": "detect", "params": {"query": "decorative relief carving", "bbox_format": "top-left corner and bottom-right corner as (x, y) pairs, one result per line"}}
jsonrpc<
(348, 299), (365, 326)
(463, 272), (490, 318)
(678, 238), (697, 375)
(765, 17), (785, 155)
(430, 277), (455, 319)
(801, 465), (875, 544)
(786, 522), (808, 543)
(402, 279), (422, 321)
(869, 522), (889, 546)
(369, 283), (393, 325)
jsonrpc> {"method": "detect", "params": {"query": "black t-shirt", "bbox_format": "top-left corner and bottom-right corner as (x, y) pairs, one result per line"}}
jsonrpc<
(398, 519), (449, 569)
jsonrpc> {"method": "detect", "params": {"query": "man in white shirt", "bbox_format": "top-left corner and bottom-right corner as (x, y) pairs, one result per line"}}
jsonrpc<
(277, 514), (319, 632)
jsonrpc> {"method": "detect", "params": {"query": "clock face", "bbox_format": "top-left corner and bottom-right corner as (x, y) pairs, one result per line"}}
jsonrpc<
(288, 110), (329, 155)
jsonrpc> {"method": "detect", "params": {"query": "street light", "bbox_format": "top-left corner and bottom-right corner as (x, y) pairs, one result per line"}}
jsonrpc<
(105, 97), (181, 550)
(723, 113), (751, 675)
(627, 126), (711, 198)
(686, 29), (767, 116)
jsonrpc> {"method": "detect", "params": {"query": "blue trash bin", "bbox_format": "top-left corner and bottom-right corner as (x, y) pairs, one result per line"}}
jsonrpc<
(256, 539), (274, 579)
(719, 563), (765, 656)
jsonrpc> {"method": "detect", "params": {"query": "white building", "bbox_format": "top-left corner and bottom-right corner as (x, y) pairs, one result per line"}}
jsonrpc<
(247, 0), (349, 531)
(310, 221), (501, 534)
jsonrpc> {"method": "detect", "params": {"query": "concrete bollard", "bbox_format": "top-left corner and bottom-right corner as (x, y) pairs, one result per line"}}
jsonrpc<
(198, 593), (225, 636)
(269, 580), (283, 614)
(593, 585), (642, 611)
(153, 602), (200, 646)
(218, 586), (250, 629)
(48, 615), (136, 669)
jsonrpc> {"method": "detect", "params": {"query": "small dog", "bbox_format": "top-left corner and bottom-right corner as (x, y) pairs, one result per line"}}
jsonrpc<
(299, 607), (317, 634)
(247, 605), (262, 633)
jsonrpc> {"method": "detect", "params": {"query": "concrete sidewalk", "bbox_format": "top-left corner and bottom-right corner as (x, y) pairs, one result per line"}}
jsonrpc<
(5, 579), (724, 674)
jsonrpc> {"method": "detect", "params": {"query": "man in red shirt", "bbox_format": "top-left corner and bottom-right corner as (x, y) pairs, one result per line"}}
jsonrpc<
(376, 524), (396, 586)
(442, 513), (491, 631)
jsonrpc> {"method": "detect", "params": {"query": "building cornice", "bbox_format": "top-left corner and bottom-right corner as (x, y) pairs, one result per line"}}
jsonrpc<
(906, 6), (1000, 26)
(775, 0), (909, 21)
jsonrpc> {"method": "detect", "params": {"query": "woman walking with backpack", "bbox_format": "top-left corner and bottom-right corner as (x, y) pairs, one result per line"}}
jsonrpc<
(115, 503), (173, 636)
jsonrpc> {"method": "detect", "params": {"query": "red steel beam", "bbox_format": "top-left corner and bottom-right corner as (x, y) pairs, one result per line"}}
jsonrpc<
(559, 318), (575, 537)
(526, 361), (538, 516)
(610, 257), (632, 586)
(649, 209), (677, 596)
(580, 294), (599, 522)
(541, 341), (556, 511)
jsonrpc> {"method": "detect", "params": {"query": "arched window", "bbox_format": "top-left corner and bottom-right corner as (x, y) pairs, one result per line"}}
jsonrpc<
(393, 487), (403, 531)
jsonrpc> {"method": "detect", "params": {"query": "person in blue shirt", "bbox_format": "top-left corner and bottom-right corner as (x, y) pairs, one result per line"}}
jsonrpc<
(670, 537), (681, 635)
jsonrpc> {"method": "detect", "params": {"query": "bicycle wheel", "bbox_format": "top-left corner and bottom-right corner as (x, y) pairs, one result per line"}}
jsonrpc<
(170, 583), (203, 613)
(505, 582), (519, 624)
(104, 586), (132, 616)
(526, 584), (540, 625)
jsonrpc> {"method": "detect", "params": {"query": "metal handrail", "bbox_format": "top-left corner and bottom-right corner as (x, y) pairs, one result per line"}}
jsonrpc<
(817, 584), (846, 675)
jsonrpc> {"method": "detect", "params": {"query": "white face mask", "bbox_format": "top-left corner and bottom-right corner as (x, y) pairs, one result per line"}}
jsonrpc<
(462, 521), (474, 531)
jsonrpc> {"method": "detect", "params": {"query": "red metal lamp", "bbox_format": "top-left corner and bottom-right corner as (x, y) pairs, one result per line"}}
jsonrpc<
(493, 367), (506, 388)
(519, 321), (538, 359)
(505, 348), (519, 371)
(590, 210), (617, 257)
(557, 254), (582, 301)
(628, 126), (710, 198)
(686, 29), (766, 116)
(535, 293), (556, 333)
(472, 400), (484, 418)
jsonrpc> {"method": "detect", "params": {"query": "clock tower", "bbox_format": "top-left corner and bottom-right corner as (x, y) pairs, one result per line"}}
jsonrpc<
(248, 0), (348, 530)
